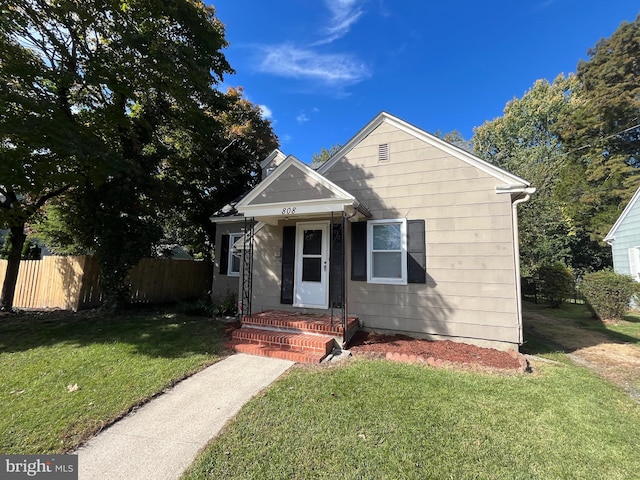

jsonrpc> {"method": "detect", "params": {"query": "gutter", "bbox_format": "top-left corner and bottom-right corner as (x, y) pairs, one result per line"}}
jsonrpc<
(352, 200), (372, 219)
(497, 185), (536, 346)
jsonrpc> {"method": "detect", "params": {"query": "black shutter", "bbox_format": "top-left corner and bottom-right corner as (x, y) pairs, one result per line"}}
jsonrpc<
(407, 219), (426, 284)
(280, 226), (296, 304)
(351, 222), (367, 281)
(219, 234), (229, 275)
(329, 223), (343, 308)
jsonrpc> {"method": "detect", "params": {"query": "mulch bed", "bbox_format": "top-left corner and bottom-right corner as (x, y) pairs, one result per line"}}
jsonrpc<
(347, 331), (525, 371)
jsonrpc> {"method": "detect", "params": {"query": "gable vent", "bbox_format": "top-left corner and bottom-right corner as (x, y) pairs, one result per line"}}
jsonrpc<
(378, 143), (389, 162)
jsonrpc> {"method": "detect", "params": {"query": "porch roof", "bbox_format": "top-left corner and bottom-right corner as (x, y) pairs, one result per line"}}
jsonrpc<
(235, 155), (370, 225)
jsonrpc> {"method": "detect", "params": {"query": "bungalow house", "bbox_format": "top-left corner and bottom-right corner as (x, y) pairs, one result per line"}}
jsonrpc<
(211, 112), (534, 363)
(604, 185), (640, 281)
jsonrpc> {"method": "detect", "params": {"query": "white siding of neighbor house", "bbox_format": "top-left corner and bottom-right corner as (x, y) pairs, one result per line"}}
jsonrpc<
(321, 121), (520, 347)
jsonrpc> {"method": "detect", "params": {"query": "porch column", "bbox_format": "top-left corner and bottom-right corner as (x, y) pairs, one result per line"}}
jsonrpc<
(240, 217), (254, 318)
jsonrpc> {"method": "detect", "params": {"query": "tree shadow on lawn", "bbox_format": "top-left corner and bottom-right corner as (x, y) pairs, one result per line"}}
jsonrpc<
(0, 306), (228, 359)
(521, 301), (639, 356)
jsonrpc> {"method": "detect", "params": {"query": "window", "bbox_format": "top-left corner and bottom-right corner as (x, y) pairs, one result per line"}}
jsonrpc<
(228, 233), (243, 276)
(367, 219), (407, 284)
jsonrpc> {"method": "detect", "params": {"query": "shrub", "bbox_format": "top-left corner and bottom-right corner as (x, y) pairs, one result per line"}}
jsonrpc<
(177, 296), (214, 317)
(535, 264), (575, 308)
(580, 270), (640, 321)
(215, 291), (237, 317)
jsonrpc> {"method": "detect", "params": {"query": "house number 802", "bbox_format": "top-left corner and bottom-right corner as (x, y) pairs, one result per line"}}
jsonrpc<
(282, 207), (296, 215)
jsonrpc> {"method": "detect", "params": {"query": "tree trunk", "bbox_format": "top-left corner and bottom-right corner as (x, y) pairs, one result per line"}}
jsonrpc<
(0, 224), (27, 311)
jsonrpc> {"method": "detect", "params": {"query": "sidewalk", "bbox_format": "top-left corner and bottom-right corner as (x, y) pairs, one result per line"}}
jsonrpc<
(75, 354), (294, 480)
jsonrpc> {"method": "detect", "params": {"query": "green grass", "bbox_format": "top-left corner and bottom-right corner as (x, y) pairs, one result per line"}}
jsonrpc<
(620, 310), (640, 338)
(183, 359), (640, 480)
(0, 308), (226, 454)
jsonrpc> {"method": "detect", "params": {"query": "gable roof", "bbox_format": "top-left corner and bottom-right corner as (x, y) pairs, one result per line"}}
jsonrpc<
(235, 154), (369, 223)
(317, 111), (531, 189)
(604, 185), (640, 243)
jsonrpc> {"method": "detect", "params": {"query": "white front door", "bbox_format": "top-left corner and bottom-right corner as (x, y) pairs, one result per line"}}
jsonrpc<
(294, 222), (329, 308)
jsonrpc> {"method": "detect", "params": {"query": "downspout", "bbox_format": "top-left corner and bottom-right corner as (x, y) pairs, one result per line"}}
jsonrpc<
(510, 189), (534, 345)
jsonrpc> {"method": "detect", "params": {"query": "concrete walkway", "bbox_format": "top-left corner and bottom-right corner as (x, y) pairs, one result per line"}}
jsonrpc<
(75, 354), (294, 480)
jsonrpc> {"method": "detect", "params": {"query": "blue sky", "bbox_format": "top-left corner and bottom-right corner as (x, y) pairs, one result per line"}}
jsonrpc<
(213, 1), (639, 163)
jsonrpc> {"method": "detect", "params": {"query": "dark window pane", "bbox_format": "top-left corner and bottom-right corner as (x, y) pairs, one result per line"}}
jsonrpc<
(302, 258), (322, 282)
(303, 230), (322, 255)
(231, 254), (240, 273)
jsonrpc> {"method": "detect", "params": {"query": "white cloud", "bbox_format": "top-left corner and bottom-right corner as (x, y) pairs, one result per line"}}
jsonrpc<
(315, 0), (364, 45)
(259, 104), (273, 119)
(296, 113), (310, 123)
(259, 44), (370, 85)
(251, 1), (369, 92)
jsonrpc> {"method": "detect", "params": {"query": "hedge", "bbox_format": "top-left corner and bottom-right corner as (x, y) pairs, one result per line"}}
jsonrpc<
(580, 270), (640, 321)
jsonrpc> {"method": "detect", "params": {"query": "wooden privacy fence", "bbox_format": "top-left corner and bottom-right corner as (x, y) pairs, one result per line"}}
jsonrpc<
(0, 255), (212, 311)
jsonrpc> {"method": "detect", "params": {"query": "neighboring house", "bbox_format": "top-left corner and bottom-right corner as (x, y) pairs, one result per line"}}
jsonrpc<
(210, 112), (534, 351)
(604, 186), (640, 281)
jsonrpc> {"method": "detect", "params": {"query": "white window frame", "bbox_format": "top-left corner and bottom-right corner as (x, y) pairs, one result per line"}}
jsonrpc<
(367, 219), (407, 285)
(228, 233), (243, 277)
(629, 246), (640, 282)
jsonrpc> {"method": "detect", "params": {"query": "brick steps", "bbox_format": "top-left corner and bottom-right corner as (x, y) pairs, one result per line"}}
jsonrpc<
(228, 310), (359, 364)
(232, 327), (335, 355)
(242, 312), (358, 337)
(227, 341), (327, 364)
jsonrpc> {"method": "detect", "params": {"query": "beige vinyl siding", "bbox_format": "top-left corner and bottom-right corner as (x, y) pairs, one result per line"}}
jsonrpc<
(250, 164), (336, 205)
(249, 223), (288, 311)
(211, 223), (243, 302)
(324, 122), (520, 347)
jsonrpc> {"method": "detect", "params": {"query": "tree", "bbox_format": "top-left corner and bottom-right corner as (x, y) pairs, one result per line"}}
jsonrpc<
(35, 87), (278, 267)
(310, 144), (342, 168)
(0, 0), (102, 309)
(0, 0), (232, 309)
(157, 86), (279, 259)
(473, 76), (582, 274)
(556, 15), (640, 240)
(434, 129), (465, 143)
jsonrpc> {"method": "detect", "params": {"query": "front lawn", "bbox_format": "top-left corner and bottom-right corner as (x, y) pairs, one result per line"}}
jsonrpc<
(183, 358), (640, 480)
(0, 308), (226, 454)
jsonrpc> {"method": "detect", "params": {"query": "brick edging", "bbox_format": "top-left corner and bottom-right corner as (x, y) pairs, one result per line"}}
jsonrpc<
(383, 348), (530, 373)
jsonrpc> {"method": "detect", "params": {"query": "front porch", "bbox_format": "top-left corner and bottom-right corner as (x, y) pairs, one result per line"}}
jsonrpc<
(228, 310), (359, 364)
